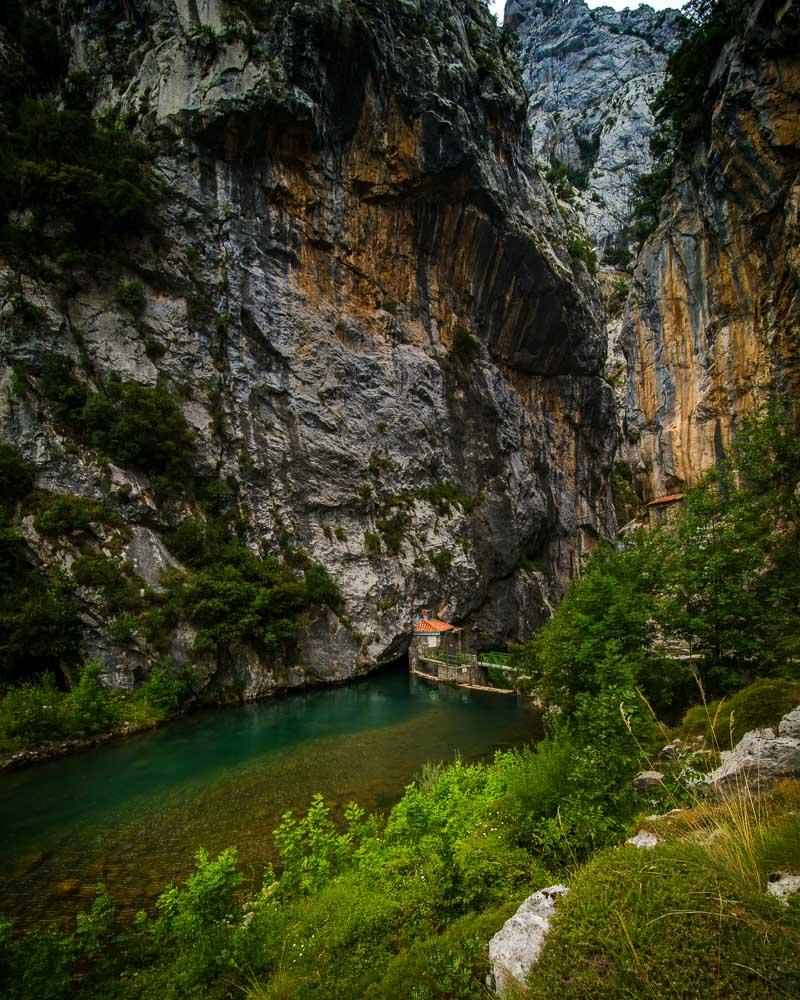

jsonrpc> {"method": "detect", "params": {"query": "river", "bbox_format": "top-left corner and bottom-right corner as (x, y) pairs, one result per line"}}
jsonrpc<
(0, 667), (540, 929)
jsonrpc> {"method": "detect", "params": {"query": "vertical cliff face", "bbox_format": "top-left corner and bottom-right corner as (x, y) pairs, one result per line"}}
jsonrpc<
(506, 0), (680, 251)
(621, 0), (800, 499)
(0, 0), (617, 697)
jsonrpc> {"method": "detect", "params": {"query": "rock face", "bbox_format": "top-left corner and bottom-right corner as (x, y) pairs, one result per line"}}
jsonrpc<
(621, 0), (800, 499)
(0, 1), (617, 697)
(708, 706), (800, 790)
(507, 0), (680, 251)
(633, 769), (664, 795)
(487, 884), (569, 993)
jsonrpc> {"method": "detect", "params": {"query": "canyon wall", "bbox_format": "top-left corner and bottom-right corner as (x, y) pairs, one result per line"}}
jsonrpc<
(0, 0), (617, 697)
(621, 0), (800, 498)
(507, 0), (680, 252)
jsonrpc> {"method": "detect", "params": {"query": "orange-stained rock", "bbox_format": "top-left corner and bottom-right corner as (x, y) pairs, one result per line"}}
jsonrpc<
(621, 0), (800, 498)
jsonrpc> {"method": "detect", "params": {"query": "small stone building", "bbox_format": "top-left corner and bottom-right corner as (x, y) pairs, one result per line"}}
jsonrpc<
(647, 492), (685, 528)
(409, 610), (461, 666)
(409, 611), (487, 687)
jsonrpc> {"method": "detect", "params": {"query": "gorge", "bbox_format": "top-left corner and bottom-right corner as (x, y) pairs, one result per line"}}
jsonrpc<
(1, 1), (799, 997)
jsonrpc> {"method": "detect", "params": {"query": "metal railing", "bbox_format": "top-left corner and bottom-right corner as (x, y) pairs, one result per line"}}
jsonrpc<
(417, 648), (521, 673)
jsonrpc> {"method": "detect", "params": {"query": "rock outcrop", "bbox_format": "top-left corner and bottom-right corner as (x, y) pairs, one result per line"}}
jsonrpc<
(487, 884), (569, 994)
(0, 1), (617, 696)
(621, 0), (800, 499)
(507, 0), (680, 252)
(708, 705), (800, 790)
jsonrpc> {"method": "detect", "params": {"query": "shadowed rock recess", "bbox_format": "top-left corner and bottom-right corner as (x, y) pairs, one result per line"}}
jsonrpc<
(621, 0), (800, 499)
(0, 0), (616, 699)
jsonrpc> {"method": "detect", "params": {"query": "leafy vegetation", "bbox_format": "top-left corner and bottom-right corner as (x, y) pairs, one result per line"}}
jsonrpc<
(652, 0), (748, 156)
(567, 233), (597, 275)
(0, 3), (155, 255)
(3, 405), (800, 996)
(0, 98), (156, 252)
(512, 401), (800, 707)
(449, 325), (481, 365)
(0, 660), (190, 753)
(32, 493), (115, 537)
(0, 449), (81, 685)
(37, 358), (196, 499)
(676, 677), (800, 749)
(629, 0), (751, 248)
(526, 816), (800, 999)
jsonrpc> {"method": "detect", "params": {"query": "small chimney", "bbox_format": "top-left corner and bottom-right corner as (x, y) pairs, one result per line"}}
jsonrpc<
(422, 608), (430, 620)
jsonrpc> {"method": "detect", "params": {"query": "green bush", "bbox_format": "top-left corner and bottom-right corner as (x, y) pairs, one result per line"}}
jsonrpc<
(415, 480), (478, 515)
(679, 678), (800, 749)
(0, 96), (156, 250)
(0, 673), (70, 748)
(114, 279), (146, 314)
(514, 404), (800, 709)
(364, 530), (381, 557)
(0, 444), (34, 513)
(38, 360), (196, 499)
(32, 493), (111, 537)
(567, 233), (598, 275)
(0, 519), (81, 684)
(71, 553), (144, 614)
(629, 164), (671, 245)
(373, 907), (513, 998)
(429, 548), (452, 575)
(164, 537), (338, 655)
(134, 660), (190, 720)
(375, 510), (408, 555)
(450, 325), (480, 364)
(68, 661), (119, 737)
(602, 245), (632, 269)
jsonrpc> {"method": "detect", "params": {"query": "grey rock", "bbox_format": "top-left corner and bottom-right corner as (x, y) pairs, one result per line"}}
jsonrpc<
(709, 728), (800, 791)
(778, 706), (800, 740)
(625, 830), (659, 849)
(487, 885), (569, 993)
(767, 872), (800, 904)
(633, 770), (664, 795)
(507, 0), (680, 251)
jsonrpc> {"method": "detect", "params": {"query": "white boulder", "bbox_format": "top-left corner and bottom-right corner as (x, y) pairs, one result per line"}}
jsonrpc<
(708, 724), (800, 790)
(626, 830), (659, 849)
(767, 872), (800, 904)
(487, 885), (569, 994)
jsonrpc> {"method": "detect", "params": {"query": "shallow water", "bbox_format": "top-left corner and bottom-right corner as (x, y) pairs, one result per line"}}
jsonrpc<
(0, 668), (540, 929)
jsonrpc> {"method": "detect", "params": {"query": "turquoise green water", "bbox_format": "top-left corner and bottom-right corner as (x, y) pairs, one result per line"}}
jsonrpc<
(0, 668), (540, 929)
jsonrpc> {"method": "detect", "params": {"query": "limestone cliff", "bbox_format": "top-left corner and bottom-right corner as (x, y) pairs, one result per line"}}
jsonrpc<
(506, 0), (680, 253)
(621, 0), (800, 499)
(0, 0), (616, 698)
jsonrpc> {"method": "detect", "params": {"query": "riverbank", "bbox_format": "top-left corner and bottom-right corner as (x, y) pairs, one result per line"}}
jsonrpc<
(0, 662), (385, 773)
(0, 669), (539, 930)
(0, 718), (163, 773)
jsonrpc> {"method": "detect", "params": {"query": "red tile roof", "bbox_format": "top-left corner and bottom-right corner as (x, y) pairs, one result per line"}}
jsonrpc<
(415, 618), (456, 633)
(647, 493), (685, 507)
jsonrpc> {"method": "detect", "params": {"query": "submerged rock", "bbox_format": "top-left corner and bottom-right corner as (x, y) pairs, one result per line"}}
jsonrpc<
(487, 884), (569, 993)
